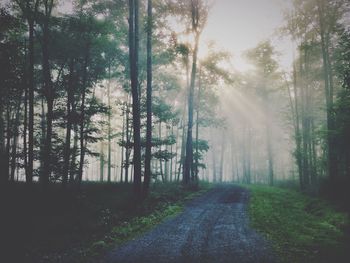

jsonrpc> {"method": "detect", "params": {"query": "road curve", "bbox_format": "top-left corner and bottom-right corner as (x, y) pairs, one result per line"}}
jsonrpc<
(104, 185), (275, 263)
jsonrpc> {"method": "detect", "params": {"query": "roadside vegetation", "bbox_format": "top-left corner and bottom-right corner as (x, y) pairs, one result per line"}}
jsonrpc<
(247, 185), (350, 263)
(3, 182), (211, 263)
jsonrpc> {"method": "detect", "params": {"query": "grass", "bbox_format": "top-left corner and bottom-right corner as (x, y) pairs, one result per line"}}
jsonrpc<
(2, 181), (212, 263)
(246, 185), (350, 263)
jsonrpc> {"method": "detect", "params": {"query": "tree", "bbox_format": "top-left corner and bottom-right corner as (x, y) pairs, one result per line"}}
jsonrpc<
(169, 0), (210, 186)
(245, 41), (281, 186)
(14, 0), (40, 183)
(143, 0), (153, 195)
(284, 0), (349, 188)
(128, 0), (142, 196)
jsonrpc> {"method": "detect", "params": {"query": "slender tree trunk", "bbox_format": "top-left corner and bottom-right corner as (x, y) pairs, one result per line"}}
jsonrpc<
(264, 99), (274, 186)
(77, 44), (90, 188)
(174, 122), (180, 181)
(62, 60), (74, 187)
(184, 33), (200, 185)
(219, 130), (225, 183)
(158, 122), (164, 181)
(27, 19), (35, 184)
(125, 101), (130, 183)
(247, 128), (252, 184)
(22, 39), (28, 183)
(100, 141), (105, 182)
(120, 101), (126, 182)
(5, 107), (11, 181)
(210, 129), (217, 183)
(317, 2), (337, 180)
(289, 64), (304, 189)
(165, 128), (169, 182)
(178, 58), (189, 182)
(194, 68), (201, 183)
(129, 0), (142, 195)
(107, 65), (112, 183)
(41, 0), (54, 186)
(70, 123), (79, 183)
(144, 0), (153, 195)
(0, 101), (5, 183)
(266, 126), (274, 186)
(170, 124), (174, 181)
(10, 99), (21, 182)
(230, 136), (235, 181)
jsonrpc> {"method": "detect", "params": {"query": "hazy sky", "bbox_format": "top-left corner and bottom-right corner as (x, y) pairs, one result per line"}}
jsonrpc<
(201, 0), (294, 72)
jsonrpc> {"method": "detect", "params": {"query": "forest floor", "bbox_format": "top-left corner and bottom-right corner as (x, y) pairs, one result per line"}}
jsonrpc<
(104, 185), (275, 263)
(1, 182), (210, 263)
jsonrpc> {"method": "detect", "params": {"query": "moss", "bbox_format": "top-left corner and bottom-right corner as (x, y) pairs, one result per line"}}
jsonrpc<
(246, 185), (349, 263)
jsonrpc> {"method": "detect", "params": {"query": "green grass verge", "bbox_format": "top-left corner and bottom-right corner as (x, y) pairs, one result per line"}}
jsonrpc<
(246, 185), (350, 263)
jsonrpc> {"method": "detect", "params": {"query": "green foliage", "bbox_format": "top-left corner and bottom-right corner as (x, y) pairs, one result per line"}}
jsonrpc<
(193, 139), (209, 171)
(247, 185), (349, 263)
(152, 149), (176, 161)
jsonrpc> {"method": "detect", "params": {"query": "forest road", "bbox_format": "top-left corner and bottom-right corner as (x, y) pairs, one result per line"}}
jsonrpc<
(104, 185), (275, 263)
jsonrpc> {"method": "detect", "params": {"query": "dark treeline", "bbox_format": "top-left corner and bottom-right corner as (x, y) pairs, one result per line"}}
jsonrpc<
(0, 0), (350, 202)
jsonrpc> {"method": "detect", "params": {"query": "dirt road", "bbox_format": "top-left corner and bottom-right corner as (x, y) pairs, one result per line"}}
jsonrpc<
(104, 185), (275, 263)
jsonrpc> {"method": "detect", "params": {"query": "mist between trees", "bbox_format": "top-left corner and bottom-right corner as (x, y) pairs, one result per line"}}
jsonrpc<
(1, 0), (350, 199)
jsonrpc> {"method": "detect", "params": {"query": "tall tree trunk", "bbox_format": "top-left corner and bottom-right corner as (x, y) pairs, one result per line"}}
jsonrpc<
(165, 128), (169, 182)
(120, 101), (126, 182)
(129, 0), (142, 195)
(265, 101), (274, 186)
(184, 33), (200, 185)
(158, 122), (164, 181)
(194, 68), (201, 183)
(100, 141), (105, 182)
(10, 99), (21, 182)
(266, 126), (274, 186)
(22, 38), (28, 183)
(317, 1), (337, 180)
(177, 57), (189, 182)
(0, 85), (6, 183)
(230, 136), (235, 181)
(174, 122), (180, 181)
(210, 129), (217, 183)
(144, 0), (153, 195)
(125, 100), (130, 183)
(41, 0), (54, 185)
(300, 47), (310, 187)
(62, 60), (74, 188)
(288, 63), (304, 190)
(107, 65), (112, 183)
(77, 44), (90, 188)
(27, 19), (35, 184)
(5, 107), (11, 181)
(219, 130), (225, 183)
(70, 123), (79, 183)
(170, 124), (174, 181)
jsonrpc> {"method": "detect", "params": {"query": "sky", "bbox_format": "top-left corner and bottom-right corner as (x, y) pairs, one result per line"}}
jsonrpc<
(200, 0), (294, 72)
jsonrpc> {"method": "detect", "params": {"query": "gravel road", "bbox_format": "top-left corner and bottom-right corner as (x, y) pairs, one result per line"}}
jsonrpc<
(104, 185), (275, 263)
